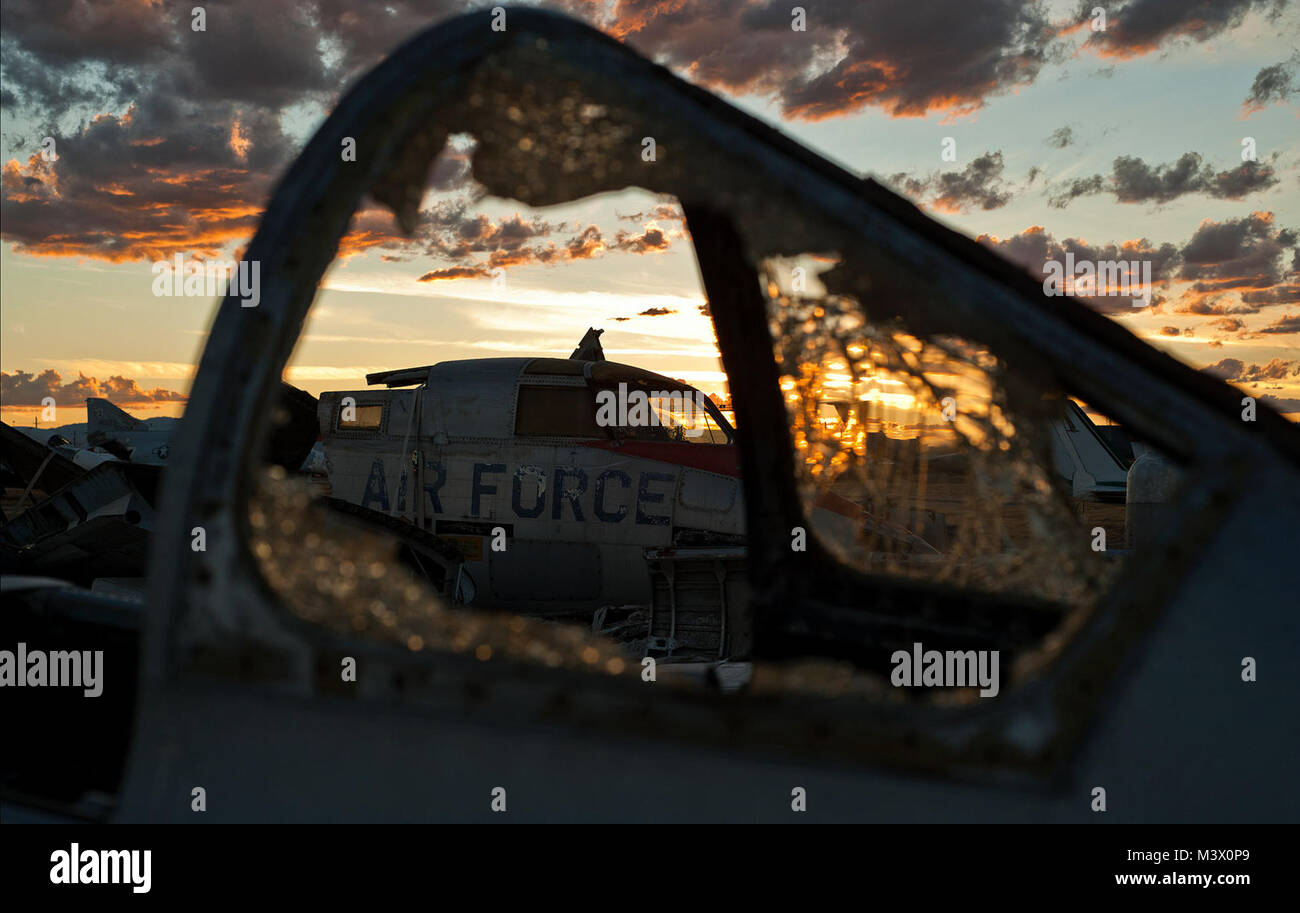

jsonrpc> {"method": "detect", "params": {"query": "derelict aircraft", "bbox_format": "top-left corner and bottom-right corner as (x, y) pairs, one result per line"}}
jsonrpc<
(313, 327), (1129, 659)
(317, 329), (936, 619)
(15, 398), (173, 469)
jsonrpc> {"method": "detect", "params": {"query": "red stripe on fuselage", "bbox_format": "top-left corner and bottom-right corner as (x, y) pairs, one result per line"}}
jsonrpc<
(576, 440), (867, 521)
(578, 440), (740, 477)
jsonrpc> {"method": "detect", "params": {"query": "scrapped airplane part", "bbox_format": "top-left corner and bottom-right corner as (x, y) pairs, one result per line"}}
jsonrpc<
(569, 327), (606, 361)
(56, 386), (319, 470)
(319, 494), (466, 599)
(267, 382), (323, 471)
(99, 9), (1297, 823)
(1048, 400), (1130, 502)
(1126, 444), (1184, 548)
(0, 421), (86, 503)
(70, 449), (122, 471)
(86, 398), (171, 465)
(87, 398), (149, 433)
(0, 461), (157, 584)
(90, 577), (148, 604)
(0, 575), (75, 593)
(589, 546), (749, 661)
(0, 389), (318, 585)
(644, 545), (750, 659)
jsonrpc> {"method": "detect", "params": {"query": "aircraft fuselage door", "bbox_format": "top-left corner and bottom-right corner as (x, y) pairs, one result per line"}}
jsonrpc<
(483, 376), (605, 611)
(418, 370), (450, 533)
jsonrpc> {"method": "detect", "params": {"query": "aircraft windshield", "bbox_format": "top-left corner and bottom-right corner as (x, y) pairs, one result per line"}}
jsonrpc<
(651, 391), (732, 444)
(596, 384), (733, 444)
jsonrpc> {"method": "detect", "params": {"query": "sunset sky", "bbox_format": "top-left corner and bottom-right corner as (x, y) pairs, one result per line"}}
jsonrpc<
(2, 0), (1298, 427)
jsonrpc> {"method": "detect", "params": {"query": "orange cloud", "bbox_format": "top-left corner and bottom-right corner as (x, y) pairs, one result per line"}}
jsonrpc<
(1, 369), (187, 407)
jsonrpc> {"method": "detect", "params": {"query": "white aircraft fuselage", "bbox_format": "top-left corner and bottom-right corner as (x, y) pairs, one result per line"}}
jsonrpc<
(317, 356), (921, 617)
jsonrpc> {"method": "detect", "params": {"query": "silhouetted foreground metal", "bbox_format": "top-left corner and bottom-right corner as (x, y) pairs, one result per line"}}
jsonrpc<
(96, 8), (1300, 821)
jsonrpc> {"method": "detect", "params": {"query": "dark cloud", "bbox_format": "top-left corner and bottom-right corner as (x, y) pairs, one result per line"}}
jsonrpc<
(889, 152), (1015, 213)
(1049, 153), (1279, 208)
(0, 0), (1282, 266)
(0, 1), (687, 269)
(1, 102), (291, 260)
(617, 202), (683, 224)
(637, 307), (677, 317)
(1241, 285), (1300, 305)
(409, 212), (674, 280)
(1048, 174), (1106, 208)
(1242, 54), (1299, 113)
(1258, 312), (1300, 334)
(887, 172), (929, 200)
(1198, 357), (1300, 382)
(1202, 357), (1246, 380)
(1071, 0), (1283, 60)
(1158, 325), (1181, 335)
(417, 266), (489, 282)
(1207, 316), (1247, 334)
(0, 0), (326, 261)
(976, 224), (1181, 309)
(1248, 358), (1300, 380)
(1114, 153), (1215, 203)
(1, 369), (186, 406)
(611, 226), (670, 253)
(587, 0), (1057, 120)
(1209, 161), (1283, 200)
(975, 215), (1300, 323)
(1046, 126), (1074, 149)
(1172, 295), (1258, 316)
(931, 152), (1013, 212)
(0, 0), (460, 261)
(565, 225), (605, 261)
(1259, 394), (1300, 412)
(1175, 212), (1299, 313)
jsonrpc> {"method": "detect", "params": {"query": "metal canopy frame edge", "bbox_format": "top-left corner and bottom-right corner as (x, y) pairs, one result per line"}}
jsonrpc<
(128, 8), (1300, 804)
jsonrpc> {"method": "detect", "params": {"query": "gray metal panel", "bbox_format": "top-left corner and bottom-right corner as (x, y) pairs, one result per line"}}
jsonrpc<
(426, 358), (530, 440)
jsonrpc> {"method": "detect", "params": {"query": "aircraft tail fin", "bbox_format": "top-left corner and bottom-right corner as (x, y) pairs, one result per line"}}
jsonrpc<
(86, 398), (148, 433)
(1049, 401), (1130, 500)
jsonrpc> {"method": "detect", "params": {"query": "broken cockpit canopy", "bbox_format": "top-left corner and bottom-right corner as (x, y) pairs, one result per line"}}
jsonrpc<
(158, 11), (1299, 777)
(761, 253), (1147, 607)
(258, 72), (1144, 699)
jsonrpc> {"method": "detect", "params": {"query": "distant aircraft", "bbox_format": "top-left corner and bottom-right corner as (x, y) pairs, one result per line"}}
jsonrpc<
(1, 387), (318, 586)
(83, 398), (173, 465)
(316, 330), (938, 649)
(13, 387), (319, 471)
(9, 399), (173, 468)
(1047, 399), (1130, 501)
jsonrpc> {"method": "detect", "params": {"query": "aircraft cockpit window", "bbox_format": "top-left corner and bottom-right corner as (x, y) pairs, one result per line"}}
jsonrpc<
(514, 384), (601, 438)
(337, 404), (384, 431)
(602, 387), (733, 444)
